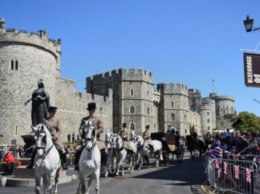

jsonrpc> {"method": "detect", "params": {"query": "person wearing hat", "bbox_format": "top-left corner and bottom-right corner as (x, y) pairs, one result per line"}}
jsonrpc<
(27, 106), (68, 170)
(73, 102), (107, 171)
(120, 123), (134, 152)
(143, 124), (154, 149)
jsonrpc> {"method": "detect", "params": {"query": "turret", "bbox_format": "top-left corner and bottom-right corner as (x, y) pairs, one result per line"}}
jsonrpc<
(0, 18), (5, 33)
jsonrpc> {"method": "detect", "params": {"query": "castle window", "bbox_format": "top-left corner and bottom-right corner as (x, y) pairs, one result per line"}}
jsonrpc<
(207, 112), (210, 115)
(171, 114), (175, 121)
(10, 60), (18, 70)
(172, 102), (174, 107)
(11, 60), (14, 70)
(15, 60), (18, 70)
(130, 89), (134, 96)
(208, 126), (210, 131)
(207, 119), (210, 123)
(130, 123), (135, 130)
(130, 106), (135, 114)
(147, 107), (150, 115)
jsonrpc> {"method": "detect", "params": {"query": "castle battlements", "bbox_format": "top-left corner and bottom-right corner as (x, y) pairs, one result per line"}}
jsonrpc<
(0, 19), (61, 58)
(157, 83), (188, 95)
(87, 68), (154, 84)
(213, 95), (235, 102)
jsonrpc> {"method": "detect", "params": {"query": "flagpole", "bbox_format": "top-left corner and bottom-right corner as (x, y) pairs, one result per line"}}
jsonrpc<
(212, 79), (215, 93)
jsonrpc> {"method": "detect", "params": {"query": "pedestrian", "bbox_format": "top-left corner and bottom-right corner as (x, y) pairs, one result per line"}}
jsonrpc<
(3, 149), (15, 175)
(76, 134), (80, 144)
(67, 133), (71, 143)
(72, 132), (75, 144)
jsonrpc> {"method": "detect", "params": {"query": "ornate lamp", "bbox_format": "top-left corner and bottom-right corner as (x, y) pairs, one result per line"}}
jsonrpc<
(244, 15), (254, 32)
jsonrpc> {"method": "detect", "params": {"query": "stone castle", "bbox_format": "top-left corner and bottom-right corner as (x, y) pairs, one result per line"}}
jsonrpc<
(0, 19), (235, 145)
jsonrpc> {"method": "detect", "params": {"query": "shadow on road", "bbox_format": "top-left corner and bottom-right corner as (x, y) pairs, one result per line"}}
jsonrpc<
(131, 156), (206, 186)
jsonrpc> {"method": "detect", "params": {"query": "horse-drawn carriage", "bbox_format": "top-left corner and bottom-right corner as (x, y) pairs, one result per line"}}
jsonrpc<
(151, 132), (185, 165)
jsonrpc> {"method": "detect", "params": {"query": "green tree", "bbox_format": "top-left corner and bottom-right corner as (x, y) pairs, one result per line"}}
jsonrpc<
(232, 111), (260, 132)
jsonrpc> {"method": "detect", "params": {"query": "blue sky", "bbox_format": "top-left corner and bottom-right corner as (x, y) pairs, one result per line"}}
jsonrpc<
(2, 1), (260, 116)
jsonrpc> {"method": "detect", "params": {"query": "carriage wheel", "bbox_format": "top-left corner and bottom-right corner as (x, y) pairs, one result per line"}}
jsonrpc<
(176, 146), (184, 162)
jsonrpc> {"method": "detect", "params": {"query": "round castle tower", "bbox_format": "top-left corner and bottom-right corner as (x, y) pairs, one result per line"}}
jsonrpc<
(0, 19), (61, 144)
(199, 97), (216, 134)
(210, 93), (235, 116)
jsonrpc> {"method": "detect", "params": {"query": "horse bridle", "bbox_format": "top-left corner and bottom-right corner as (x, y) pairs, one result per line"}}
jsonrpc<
(84, 124), (96, 150)
(34, 128), (54, 158)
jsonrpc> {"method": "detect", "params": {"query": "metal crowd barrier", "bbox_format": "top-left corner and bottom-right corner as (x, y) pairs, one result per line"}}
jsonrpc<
(205, 156), (260, 194)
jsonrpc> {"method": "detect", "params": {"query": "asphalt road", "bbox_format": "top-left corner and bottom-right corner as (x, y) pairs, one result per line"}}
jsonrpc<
(0, 152), (207, 194)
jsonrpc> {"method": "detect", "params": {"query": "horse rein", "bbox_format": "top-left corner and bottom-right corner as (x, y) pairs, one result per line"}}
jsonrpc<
(34, 129), (54, 159)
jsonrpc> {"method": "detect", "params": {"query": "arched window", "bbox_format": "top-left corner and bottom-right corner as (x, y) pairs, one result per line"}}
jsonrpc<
(171, 113), (175, 121)
(130, 123), (135, 130)
(130, 106), (135, 114)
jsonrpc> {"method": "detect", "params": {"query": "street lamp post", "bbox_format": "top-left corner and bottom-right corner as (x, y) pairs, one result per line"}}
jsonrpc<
(244, 15), (260, 32)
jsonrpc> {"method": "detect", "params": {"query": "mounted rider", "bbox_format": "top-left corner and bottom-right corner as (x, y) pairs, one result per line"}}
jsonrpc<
(143, 124), (154, 150)
(27, 106), (68, 170)
(73, 102), (107, 171)
(120, 123), (135, 153)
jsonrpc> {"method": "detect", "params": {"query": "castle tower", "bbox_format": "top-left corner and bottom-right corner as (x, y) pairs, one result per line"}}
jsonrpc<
(86, 68), (154, 134)
(157, 83), (190, 136)
(0, 18), (5, 33)
(0, 19), (61, 144)
(199, 97), (216, 134)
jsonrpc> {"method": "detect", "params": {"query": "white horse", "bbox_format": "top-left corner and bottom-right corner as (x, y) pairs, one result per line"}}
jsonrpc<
(31, 124), (61, 194)
(110, 133), (136, 176)
(130, 131), (144, 170)
(141, 140), (163, 168)
(76, 120), (101, 194)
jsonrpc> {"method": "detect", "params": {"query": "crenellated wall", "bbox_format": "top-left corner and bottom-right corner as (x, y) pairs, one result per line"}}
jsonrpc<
(0, 19), (61, 145)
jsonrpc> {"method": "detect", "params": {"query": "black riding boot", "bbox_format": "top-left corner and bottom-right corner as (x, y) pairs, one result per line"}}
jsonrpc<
(61, 153), (68, 170)
(26, 149), (37, 169)
(74, 146), (83, 171)
(100, 149), (107, 167)
(55, 143), (68, 170)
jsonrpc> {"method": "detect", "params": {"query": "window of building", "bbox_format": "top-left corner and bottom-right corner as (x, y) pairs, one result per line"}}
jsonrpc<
(172, 102), (174, 107)
(15, 60), (18, 70)
(207, 112), (210, 115)
(10, 60), (18, 70)
(11, 60), (14, 70)
(130, 123), (135, 130)
(207, 119), (210, 123)
(130, 106), (135, 114)
(171, 113), (175, 121)
(130, 89), (134, 96)
(147, 107), (150, 115)
(208, 126), (210, 131)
